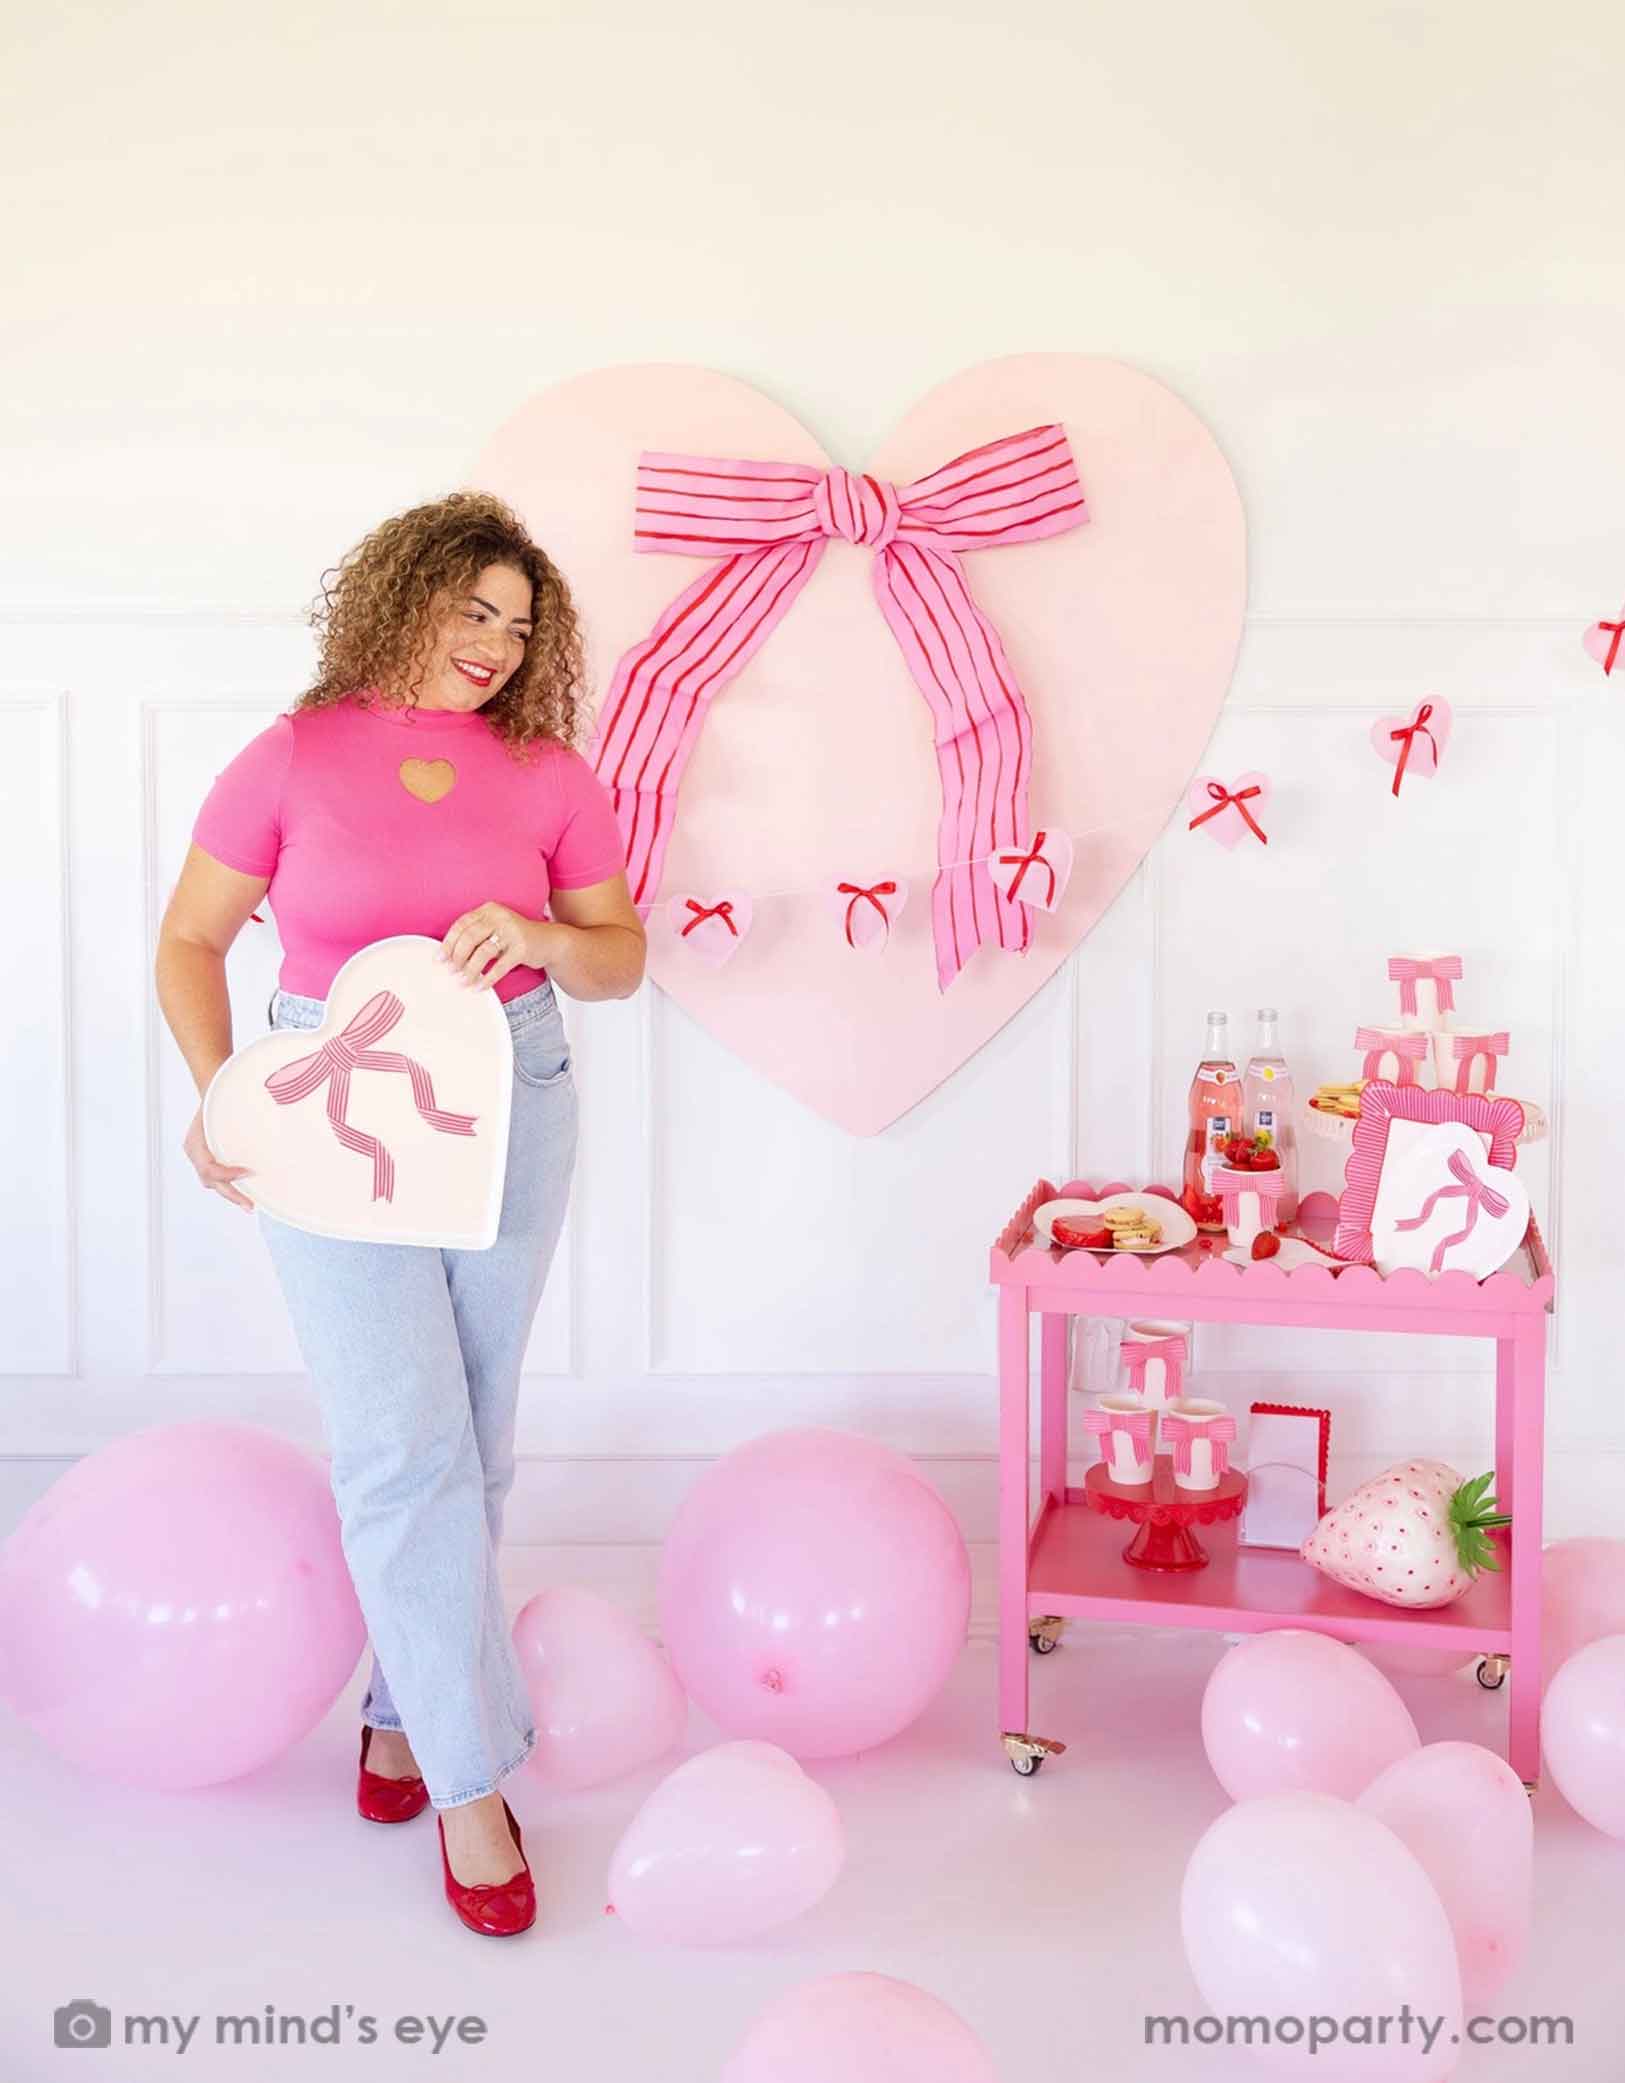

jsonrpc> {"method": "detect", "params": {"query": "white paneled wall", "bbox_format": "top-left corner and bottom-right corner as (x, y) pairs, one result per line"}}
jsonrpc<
(4, 605), (1613, 1551)
(4, 0), (1622, 1554)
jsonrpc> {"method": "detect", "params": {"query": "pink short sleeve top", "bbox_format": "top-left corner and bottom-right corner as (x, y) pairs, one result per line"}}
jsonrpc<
(191, 689), (627, 1004)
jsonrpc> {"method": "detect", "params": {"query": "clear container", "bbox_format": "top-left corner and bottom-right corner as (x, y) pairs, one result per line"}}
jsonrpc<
(1242, 1007), (1298, 1226)
(1182, 1011), (1243, 1231)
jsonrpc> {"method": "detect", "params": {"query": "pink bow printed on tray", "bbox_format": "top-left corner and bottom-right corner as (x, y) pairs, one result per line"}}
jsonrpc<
(589, 427), (1089, 992)
(1160, 1412), (1237, 1479)
(1122, 1338), (1186, 1401)
(1187, 772), (1269, 848)
(1387, 954), (1462, 1019)
(262, 990), (477, 1203)
(1392, 1146), (1511, 1274)
(829, 876), (907, 953)
(1355, 1028), (1430, 1084)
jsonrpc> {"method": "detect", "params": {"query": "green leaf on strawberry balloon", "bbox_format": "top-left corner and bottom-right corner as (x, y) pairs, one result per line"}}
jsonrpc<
(1449, 1471), (1511, 1577)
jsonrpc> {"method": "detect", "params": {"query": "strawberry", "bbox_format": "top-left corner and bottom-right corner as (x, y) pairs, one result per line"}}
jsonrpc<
(1224, 1137), (1252, 1164)
(1053, 1216), (1112, 1250)
(1250, 1230), (1281, 1259)
(1301, 1461), (1510, 1609)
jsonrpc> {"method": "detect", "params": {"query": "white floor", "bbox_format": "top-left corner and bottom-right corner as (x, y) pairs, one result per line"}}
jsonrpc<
(4, 1544), (1624, 2083)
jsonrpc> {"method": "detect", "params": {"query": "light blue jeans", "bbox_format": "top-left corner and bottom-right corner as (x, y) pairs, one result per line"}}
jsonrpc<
(257, 977), (578, 1809)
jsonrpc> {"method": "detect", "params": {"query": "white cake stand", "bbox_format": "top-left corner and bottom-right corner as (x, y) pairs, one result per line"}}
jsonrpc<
(1304, 1095), (1548, 1147)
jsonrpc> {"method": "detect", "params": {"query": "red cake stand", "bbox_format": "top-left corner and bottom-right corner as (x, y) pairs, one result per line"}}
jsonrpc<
(1083, 1457), (1247, 1571)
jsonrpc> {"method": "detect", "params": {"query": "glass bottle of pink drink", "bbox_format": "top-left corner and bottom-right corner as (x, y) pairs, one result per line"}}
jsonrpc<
(1182, 1011), (1243, 1231)
(1243, 1007), (1299, 1226)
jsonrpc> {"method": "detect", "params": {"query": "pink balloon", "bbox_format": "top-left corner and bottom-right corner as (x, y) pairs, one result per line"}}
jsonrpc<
(1361, 1641), (1471, 1681)
(1358, 1742), (1532, 2008)
(1542, 1634), (1625, 1838)
(513, 1586), (687, 1792)
(1182, 1793), (1463, 2082)
(0, 1422), (363, 1790)
(721, 1973), (1001, 2083)
(1541, 1537), (1625, 1692)
(658, 1428), (970, 1758)
(1202, 1630), (1420, 1800)
(606, 1740), (844, 1944)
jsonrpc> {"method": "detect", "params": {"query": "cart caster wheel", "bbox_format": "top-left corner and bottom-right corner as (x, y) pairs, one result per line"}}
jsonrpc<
(1001, 1731), (1066, 1777)
(1476, 1655), (1509, 1691)
(1028, 1617), (1064, 1656)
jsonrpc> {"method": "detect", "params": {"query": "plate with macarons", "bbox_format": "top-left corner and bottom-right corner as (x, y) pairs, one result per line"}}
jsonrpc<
(1032, 1193), (1198, 1257)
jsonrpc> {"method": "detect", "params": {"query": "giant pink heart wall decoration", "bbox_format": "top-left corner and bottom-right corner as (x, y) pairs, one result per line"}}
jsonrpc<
(471, 358), (1245, 1134)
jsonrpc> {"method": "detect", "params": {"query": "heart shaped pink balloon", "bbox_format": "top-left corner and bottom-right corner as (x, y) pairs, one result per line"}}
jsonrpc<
(1372, 696), (1453, 782)
(472, 358), (1245, 1133)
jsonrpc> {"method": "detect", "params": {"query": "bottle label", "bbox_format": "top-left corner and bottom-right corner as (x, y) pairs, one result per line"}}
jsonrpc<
(1196, 1066), (1233, 1086)
(1254, 1107), (1277, 1134)
(1200, 1116), (1229, 1192)
(1257, 1065), (1277, 1082)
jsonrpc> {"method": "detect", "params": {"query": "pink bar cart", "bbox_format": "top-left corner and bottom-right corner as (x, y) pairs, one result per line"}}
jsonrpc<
(990, 1179), (1555, 1787)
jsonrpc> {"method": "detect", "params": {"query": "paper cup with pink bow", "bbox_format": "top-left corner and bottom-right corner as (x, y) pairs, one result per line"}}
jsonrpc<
(1161, 1400), (1237, 1493)
(201, 934), (512, 1248)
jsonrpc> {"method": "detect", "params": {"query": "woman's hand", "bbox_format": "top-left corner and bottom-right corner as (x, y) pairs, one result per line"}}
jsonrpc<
(184, 1104), (257, 1211)
(439, 902), (539, 990)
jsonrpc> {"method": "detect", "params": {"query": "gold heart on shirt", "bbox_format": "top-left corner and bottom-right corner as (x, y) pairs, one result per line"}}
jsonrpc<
(399, 758), (457, 805)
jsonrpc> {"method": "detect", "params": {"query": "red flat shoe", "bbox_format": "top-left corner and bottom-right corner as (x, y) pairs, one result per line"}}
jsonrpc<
(357, 1724), (430, 1824)
(437, 1798), (536, 1937)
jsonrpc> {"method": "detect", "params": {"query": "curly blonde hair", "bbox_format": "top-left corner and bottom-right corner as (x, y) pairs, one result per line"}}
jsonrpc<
(295, 491), (588, 757)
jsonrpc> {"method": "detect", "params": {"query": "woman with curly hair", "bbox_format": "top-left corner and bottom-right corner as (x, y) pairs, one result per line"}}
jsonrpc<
(154, 492), (645, 1937)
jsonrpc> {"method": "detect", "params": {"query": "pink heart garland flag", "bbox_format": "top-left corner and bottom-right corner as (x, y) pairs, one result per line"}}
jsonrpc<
(1584, 611), (1624, 676)
(828, 876), (908, 953)
(1187, 772), (1270, 848)
(1373, 697), (1452, 795)
(668, 892), (753, 968)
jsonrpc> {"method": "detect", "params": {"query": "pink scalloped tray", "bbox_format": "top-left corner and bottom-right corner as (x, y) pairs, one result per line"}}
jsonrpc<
(992, 1177), (1553, 1320)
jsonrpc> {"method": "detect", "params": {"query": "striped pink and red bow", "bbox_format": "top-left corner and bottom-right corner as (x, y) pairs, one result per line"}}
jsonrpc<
(589, 425), (1089, 992)
(264, 991), (477, 1202)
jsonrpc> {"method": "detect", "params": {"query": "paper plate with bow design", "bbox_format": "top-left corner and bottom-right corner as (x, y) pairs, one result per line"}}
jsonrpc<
(202, 935), (512, 1248)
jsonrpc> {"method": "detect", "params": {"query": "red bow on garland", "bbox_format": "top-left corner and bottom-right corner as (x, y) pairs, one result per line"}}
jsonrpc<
(1188, 782), (1268, 846)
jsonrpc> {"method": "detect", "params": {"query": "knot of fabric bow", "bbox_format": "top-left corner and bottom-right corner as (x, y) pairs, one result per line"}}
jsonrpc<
(263, 990), (477, 1203)
(813, 468), (901, 549)
(1393, 1147), (1512, 1273)
(592, 424), (1089, 991)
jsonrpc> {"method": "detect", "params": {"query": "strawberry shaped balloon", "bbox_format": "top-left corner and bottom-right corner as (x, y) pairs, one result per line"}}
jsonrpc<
(1301, 1460), (1510, 1609)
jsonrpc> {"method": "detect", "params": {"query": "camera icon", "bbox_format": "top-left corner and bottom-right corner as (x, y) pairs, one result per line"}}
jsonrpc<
(54, 2000), (112, 2049)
